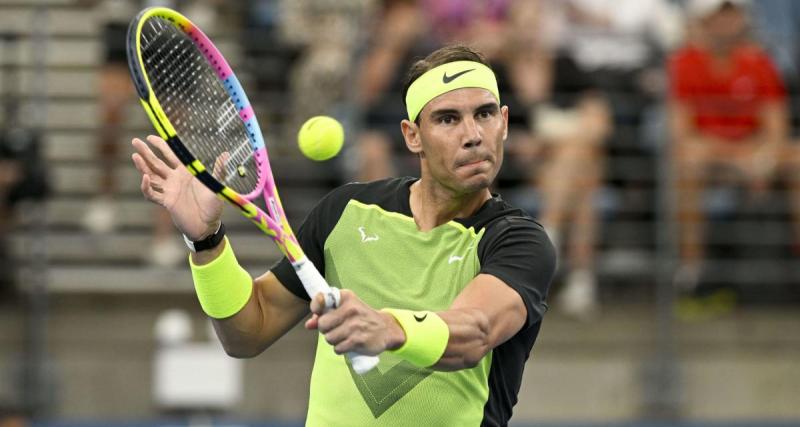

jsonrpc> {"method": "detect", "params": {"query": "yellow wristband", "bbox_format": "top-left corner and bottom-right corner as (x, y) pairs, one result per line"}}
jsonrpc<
(189, 237), (252, 319)
(382, 308), (449, 367)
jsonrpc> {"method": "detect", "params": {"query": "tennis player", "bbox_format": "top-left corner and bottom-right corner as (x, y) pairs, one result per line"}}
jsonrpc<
(132, 44), (555, 426)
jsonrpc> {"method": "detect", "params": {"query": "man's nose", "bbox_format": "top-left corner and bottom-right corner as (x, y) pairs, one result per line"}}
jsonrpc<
(461, 117), (482, 148)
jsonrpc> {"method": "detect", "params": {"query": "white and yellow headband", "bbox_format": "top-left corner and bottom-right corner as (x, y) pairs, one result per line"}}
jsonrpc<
(405, 60), (500, 122)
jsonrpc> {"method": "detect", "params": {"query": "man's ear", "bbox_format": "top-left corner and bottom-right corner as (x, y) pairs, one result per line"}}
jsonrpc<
(401, 119), (423, 154)
(501, 105), (509, 141)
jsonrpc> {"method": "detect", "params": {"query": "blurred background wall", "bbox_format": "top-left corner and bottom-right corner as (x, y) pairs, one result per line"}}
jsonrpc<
(0, 0), (798, 426)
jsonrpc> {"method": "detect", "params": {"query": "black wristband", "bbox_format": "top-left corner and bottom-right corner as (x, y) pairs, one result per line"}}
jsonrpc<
(183, 223), (225, 252)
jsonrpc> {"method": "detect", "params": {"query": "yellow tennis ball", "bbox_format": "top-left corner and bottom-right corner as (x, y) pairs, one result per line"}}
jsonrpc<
(297, 116), (344, 161)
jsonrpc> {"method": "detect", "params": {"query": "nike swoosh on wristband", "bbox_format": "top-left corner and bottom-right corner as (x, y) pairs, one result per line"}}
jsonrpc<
(413, 313), (427, 322)
(442, 68), (475, 83)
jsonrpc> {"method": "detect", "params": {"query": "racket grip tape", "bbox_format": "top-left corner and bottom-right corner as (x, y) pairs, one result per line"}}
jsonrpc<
(293, 259), (380, 374)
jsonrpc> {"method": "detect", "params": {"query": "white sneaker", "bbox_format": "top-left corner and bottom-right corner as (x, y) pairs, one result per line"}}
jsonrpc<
(83, 198), (116, 234)
(147, 239), (186, 268)
(558, 269), (598, 320)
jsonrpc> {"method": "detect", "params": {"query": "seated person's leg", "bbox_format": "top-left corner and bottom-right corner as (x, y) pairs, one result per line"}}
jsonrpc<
(550, 97), (609, 318)
(85, 63), (132, 234)
(0, 159), (21, 301)
(673, 139), (712, 269)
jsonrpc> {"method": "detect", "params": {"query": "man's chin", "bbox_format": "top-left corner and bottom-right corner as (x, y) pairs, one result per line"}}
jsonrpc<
(457, 174), (493, 194)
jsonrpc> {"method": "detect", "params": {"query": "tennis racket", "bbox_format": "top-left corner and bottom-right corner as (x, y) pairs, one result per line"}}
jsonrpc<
(126, 7), (378, 374)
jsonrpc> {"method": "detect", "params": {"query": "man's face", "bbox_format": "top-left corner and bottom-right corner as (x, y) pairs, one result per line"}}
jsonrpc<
(405, 88), (508, 195)
(704, 4), (748, 46)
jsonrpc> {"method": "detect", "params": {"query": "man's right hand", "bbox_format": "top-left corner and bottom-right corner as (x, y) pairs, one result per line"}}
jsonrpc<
(131, 135), (223, 241)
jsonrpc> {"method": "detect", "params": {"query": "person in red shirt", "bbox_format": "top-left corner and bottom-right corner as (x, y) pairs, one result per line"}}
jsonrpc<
(669, 0), (800, 291)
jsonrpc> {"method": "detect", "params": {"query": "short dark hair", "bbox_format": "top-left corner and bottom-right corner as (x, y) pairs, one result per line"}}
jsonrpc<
(400, 45), (491, 110)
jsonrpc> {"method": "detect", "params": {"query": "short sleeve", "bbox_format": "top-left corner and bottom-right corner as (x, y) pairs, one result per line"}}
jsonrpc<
(755, 52), (787, 101)
(667, 49), (693, 101)
(478, 217), (556, 328)
(270, 184), (359, 301)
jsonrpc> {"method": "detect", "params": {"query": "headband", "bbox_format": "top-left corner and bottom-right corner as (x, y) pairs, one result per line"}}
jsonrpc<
(405, 60), (500, 122)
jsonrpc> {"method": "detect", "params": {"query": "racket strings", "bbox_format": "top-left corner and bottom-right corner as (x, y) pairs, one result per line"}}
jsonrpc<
(140, 17), (260, 195)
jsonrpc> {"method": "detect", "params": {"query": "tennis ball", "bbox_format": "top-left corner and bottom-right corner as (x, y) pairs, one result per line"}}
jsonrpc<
(298, 116), (344, 161)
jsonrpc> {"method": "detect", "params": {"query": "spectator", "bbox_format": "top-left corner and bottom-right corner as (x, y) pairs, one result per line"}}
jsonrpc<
(513, 0), (680, 317)
(83, 0), (135, 235)
(0, 32), (47, 301)
(496, 0), (610, 319)
(669, 0), (800, 292)
(85, 0), (188, 267)
(0, 137), (22, 301)
(280, 0), (376, 150)
(547, 0), (683, 221)
(351, 0), (429, 181)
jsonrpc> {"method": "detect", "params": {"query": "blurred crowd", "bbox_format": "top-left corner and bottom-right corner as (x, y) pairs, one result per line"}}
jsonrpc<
(2, 0), (800, 321)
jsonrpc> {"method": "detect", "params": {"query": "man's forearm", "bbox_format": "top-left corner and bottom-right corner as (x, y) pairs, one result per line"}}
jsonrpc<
(189, 238), (264, 357)
(211, 294), (270, 358)
(212, 270), (310, 359)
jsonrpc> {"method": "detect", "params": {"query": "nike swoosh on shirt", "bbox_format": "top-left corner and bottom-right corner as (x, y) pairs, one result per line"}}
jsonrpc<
(442, 68), (475, 83)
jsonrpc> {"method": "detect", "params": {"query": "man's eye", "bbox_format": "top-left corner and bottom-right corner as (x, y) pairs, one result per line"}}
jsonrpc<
(438, 115), (456, 124)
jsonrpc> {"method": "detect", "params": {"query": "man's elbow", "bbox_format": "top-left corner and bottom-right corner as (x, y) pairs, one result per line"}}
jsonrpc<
(443, 343), (490, 370)
(461, 349), (488, 369)
(219, 338), (266, 359)
(444, 311), (492, 370)
(222, 345), (260, 359)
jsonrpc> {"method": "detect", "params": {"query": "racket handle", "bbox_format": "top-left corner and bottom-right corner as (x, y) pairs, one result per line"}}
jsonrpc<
(349, 352), (380, 374)
(294, 259), (380, 374)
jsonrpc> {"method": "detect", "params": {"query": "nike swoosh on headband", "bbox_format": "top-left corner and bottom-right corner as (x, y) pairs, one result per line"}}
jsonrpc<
(442, 68), (475, 84)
